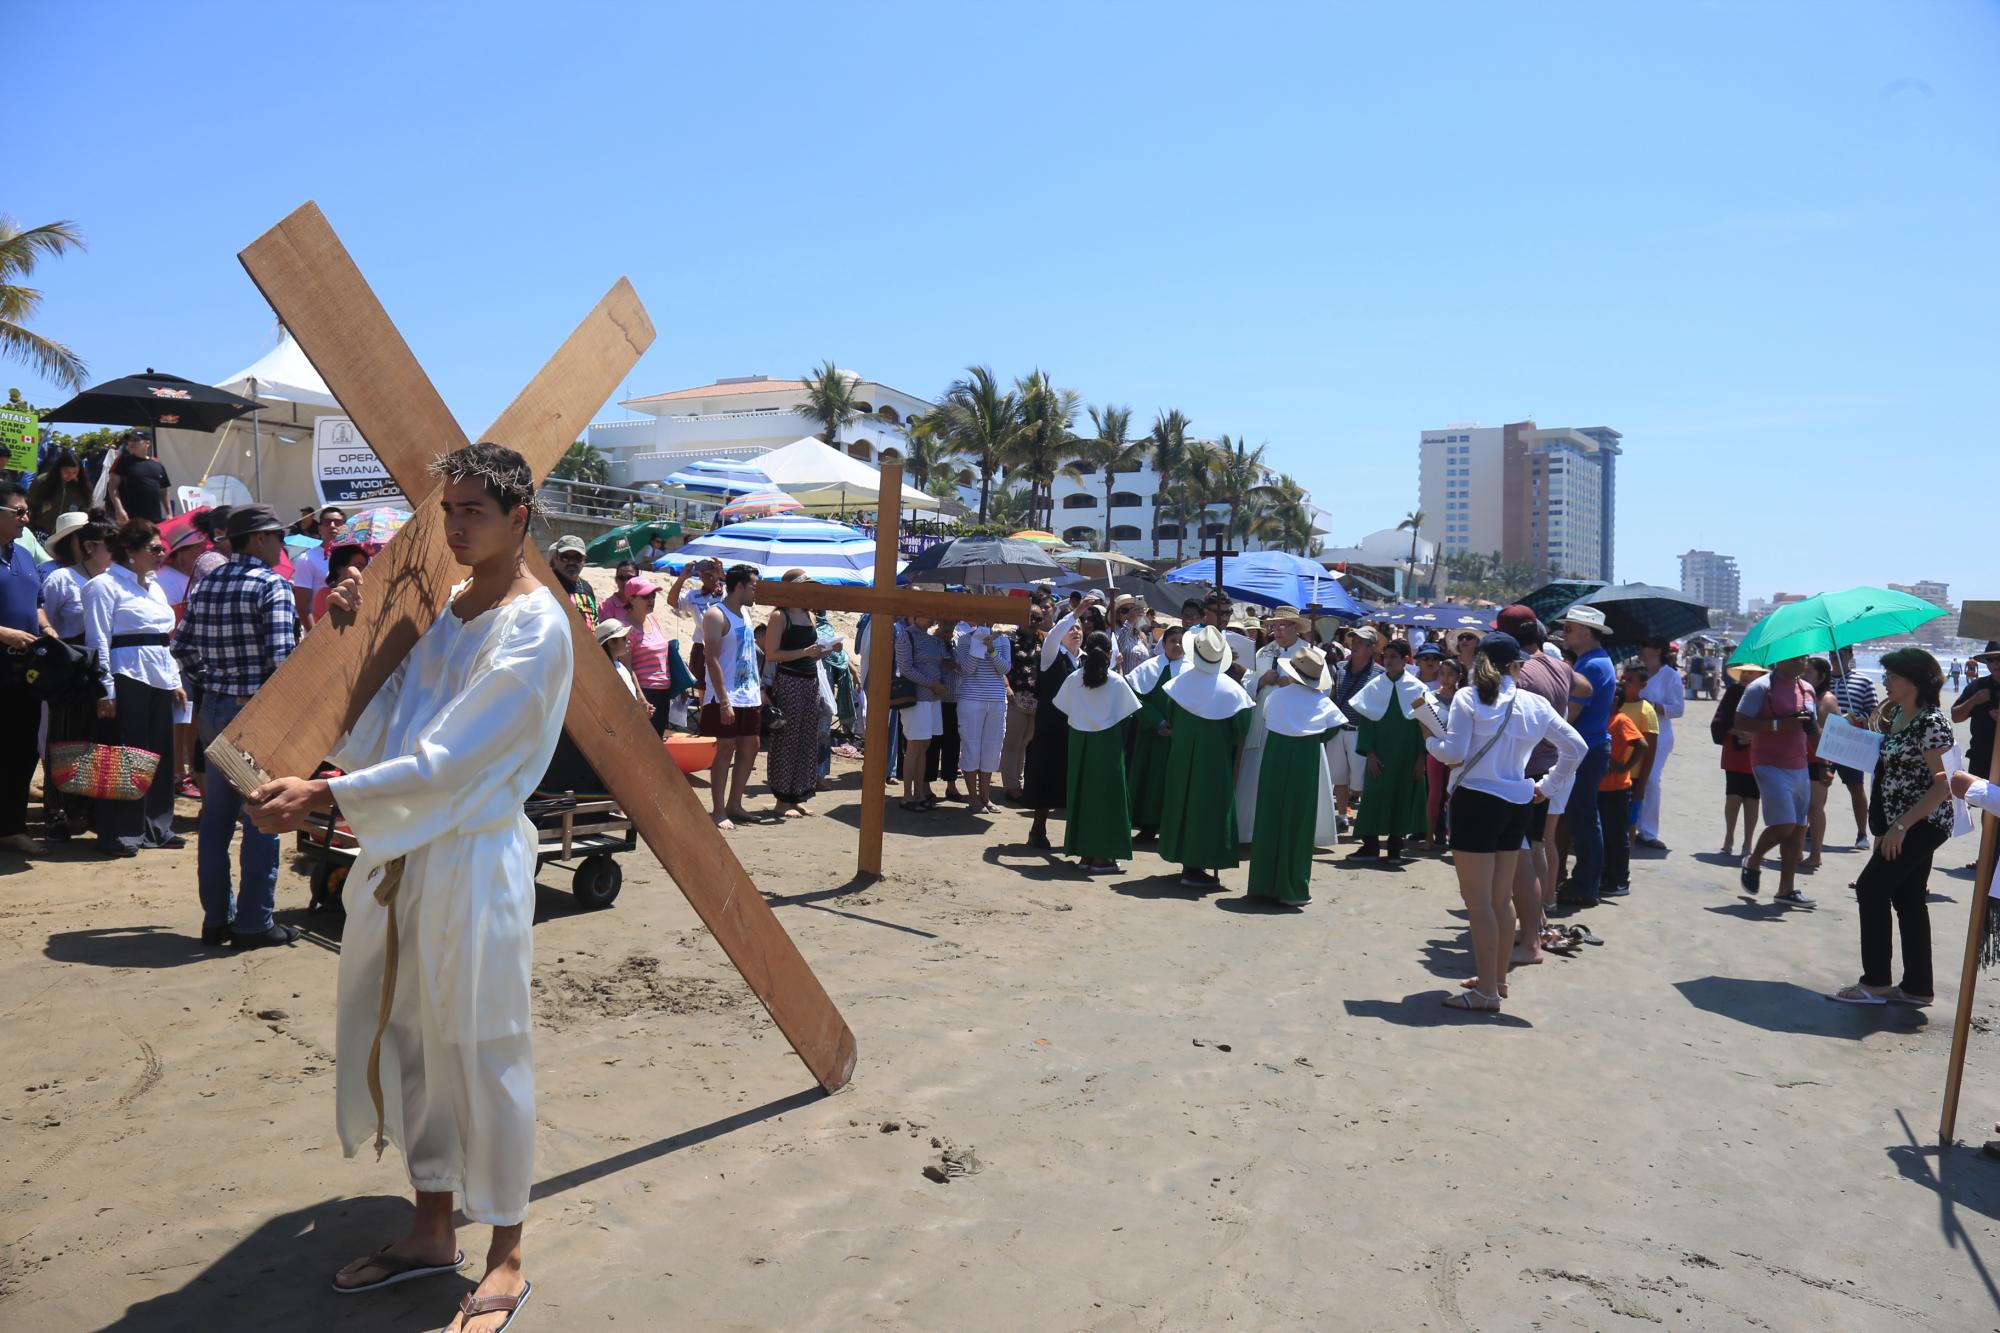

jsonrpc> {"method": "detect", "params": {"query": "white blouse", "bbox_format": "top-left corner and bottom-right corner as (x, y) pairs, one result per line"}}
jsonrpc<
(1425, 677), (1586, 808)
(83, 562), (181, 693)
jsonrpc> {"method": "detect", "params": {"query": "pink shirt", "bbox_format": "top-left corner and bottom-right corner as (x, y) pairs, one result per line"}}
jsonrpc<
(626, 617), (673, 690)
(1743, 673), (1813, 770)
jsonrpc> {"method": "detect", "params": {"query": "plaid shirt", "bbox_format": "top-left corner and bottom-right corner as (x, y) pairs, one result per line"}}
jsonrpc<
(172, 554), (299, 697)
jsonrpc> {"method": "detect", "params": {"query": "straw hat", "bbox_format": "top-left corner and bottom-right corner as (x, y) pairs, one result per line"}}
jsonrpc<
(1277, 643), (1331, 690)
(1187, 625), (1233, 675)
(48, 511), (93, 547)
(1724, 660), (1768, 684)
(1265, 605), (1307, 630)
(594, 620), (632, 646)
(1556, 604), (1612, 635)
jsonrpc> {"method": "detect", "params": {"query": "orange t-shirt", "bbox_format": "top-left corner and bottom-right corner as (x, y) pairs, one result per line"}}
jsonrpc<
(1601, 711), (1646, 792)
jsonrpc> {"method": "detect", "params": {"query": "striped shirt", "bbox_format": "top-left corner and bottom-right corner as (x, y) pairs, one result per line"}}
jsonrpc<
(627, 616), (674, 690)
(895, 621), (948, 691)
(952, 623), (1011, 702)
(1831, 669), (1879, 723)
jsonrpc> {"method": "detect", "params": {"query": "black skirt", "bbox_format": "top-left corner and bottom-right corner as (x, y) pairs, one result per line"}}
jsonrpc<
(1023, 654), (1073, 809)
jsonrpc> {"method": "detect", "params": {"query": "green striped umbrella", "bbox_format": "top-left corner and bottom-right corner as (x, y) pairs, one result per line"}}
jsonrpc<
(1729, 586), (1946, 666)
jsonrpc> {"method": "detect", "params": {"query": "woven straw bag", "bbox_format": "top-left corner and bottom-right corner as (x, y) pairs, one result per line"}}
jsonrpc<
(49, 742), (161, 802)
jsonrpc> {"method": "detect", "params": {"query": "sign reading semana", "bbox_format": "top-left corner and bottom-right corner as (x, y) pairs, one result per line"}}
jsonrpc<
(311, 415), (405, 508)
(0, 404), (37, 471)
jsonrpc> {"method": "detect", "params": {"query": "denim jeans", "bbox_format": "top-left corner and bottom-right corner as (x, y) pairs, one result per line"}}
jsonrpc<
(196, 694), (282, 933)
(1563, 745), (1612, 902)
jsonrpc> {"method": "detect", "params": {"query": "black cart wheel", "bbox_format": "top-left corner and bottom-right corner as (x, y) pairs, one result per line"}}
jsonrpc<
(573, 854), (622, 910)
(308, 862), (349, 916)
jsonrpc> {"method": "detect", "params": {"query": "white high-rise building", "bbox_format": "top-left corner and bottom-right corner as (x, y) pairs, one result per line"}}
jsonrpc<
(1417, 420), (1622, 580)
(1680, 550), (1741, 614)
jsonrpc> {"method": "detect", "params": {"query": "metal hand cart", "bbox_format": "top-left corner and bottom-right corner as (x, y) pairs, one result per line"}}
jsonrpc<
(295, 791), (638, 914)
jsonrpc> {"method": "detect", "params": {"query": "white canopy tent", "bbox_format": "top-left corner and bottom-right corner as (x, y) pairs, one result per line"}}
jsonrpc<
(154, 332), (345, 517)
(754, 436), (942, 513)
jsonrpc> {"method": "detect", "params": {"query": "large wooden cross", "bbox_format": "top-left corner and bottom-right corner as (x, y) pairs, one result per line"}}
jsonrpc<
(753, 465), (1024, 877)
(202, 203), (855, 1092)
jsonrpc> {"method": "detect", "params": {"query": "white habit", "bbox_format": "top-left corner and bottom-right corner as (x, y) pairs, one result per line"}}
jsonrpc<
(327, 586), (574, 1225)
(1235, 640), (1336, 844)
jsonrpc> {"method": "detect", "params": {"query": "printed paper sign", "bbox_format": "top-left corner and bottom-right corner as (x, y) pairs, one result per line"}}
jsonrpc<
(312, 416), (405, 508)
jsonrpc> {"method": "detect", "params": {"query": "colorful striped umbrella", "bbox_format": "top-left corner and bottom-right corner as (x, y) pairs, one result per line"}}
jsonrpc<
(1008, 530), (1067, 546)
(717, 487), (804, 521)
(654, 515), (888, 586)
(659, 457), (776, 499)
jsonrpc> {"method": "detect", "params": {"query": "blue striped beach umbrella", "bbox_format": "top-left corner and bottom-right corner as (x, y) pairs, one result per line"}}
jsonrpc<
(653, 515), (889, 586)
(659, 457), (775, 499)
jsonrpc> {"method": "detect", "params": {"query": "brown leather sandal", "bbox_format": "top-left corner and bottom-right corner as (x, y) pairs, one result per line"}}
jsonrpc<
(446, 1279), (533, 1332)
(330, 1246), (466, 1294)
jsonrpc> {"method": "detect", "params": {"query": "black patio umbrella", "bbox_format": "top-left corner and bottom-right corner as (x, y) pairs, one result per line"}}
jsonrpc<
(899, 536), (1065, 587)
(1113, 573), (1212, 618)
(1555, 582), (1712, 662)
(42, 368), (264, 434)
(1516, 579), (1607, 623)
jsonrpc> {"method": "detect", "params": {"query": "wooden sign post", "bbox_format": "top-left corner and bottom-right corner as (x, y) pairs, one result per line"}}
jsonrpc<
(1938, 728), (2000, 1144)
(755, 462), (1025, 878)
(205, 203), (855, 1093)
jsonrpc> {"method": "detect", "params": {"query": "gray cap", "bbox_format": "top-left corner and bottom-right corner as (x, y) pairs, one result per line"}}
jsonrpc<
(550, 534), (587, 556)
(225, 503), (287, 542)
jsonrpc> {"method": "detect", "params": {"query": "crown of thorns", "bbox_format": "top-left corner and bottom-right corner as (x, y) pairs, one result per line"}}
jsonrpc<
(427, 448), (541, 517)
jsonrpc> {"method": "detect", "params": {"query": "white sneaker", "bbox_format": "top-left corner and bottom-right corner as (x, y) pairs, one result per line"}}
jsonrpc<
(0, 833), (44, 854)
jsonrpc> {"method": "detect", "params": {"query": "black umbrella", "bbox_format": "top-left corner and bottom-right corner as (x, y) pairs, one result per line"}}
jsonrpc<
(42, 368), (263, 434)
(900, 536), (1065, 587)
(1517, 580), (1607, 622)
(1113, 573), (1211, 618)
(1556, 582), (1712, 661)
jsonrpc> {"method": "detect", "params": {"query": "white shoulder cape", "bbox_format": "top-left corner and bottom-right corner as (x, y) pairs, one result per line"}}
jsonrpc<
(1265, 684), (1349, 737)
(1054, 670), (1142, 732)
(1163, 669), (1255, 721)
(1349, 672), (1429, 722)
(1127, 655), (1183, 695)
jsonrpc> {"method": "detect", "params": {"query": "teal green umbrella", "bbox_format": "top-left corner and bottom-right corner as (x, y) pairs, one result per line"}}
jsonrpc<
(1730, 586), (1945, 666)
(584, 518), (680, 565)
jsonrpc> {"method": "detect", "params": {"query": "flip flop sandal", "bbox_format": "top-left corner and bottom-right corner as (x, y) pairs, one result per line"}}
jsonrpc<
(331, 1247), (466, 1295)
(1827, 985), (1887, 1005)
(1442, 990), (1503, 1011)
(1564, 925), (1604, 947)
(444, 1279), (532, 1332)
(1881, 988), (1935, 1007)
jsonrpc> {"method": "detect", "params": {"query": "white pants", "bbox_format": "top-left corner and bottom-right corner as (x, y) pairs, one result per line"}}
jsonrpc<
(956, 698), (1005, 774)
(1638, 722), (1673, 840)
(1324, 728), (1363, 788)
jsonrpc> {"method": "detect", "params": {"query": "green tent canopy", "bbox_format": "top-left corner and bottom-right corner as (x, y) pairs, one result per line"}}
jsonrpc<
(585, 519), (681, 566)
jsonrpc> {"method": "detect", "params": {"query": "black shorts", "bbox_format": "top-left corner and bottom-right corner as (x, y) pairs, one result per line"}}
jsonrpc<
(1809, 761), (1832, 784)
(1449, 786), (1534, 854)
(1523, 799), (1552, 843)
(1725, 769), (1761, 800)
(1832, 763), (1864, 788)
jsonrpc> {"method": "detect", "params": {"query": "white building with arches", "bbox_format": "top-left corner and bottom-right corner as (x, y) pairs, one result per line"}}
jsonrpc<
(1048, 446), (1317, 560)
(587, 373), (935, 487)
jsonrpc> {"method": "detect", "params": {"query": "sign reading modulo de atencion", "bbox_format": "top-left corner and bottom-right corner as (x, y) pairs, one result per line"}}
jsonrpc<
(312, 416), (405, 509)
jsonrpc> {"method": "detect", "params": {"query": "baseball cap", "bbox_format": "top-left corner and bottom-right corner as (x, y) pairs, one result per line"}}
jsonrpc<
(1477, 631), (1523, 668)
(622, 575), (660, 601)
(550, 534), (587, 556)
(1495, 604), (1539, 638)
(1414, 641), (1445, 659)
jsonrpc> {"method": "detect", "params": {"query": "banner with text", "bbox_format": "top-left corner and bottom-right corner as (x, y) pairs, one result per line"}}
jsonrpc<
(312, 416), (405, 509)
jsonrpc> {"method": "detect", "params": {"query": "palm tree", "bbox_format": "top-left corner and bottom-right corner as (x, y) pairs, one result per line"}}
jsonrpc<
(552, 438), (608, 484)
(795, 360), (860, 450)
(1146, 409), (1191, 560)
(1397, 509), (1426, 598)
(1004, 370), (1081, 528)
(1262, 473), (1315, 554)
(1065, 404), (1146, 552)
(986, 483), (1034, 532)
(1206, 434), (1275, 554)
(929, 365), (1019, 522)
(900, 413), (963, 494)
(1, 216), (87, 391)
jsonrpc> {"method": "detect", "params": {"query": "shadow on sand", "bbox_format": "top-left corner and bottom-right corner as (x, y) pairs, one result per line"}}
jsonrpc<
(1672, 975), (1928, 1039)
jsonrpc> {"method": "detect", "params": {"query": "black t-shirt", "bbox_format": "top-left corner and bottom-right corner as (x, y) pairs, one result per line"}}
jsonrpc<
(113, 453), (171, 522)
(1959, 676), (1997, 776)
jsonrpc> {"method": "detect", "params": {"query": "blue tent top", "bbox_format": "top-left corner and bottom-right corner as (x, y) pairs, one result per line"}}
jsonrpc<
(1164, 551), (1365, 619)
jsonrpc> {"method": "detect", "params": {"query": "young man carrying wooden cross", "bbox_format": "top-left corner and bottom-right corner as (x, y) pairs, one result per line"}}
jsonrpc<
(249, 442), (561, 1333)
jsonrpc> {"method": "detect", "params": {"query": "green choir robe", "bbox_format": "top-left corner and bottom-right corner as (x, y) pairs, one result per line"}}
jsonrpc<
(1126, 657), (1182, 832)
(1247, 731), (1336, 902)
(1065, 727), (1134, 861)
(1159, 708), (1254, 870)
(1353, 687), (1430, 839)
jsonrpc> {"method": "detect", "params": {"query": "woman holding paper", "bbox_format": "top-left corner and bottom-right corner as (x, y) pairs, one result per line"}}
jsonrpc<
(1830, 648), (1954, 1006)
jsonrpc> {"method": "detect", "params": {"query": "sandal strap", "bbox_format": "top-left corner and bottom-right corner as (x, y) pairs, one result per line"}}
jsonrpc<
(358, 1246), (458, 1277)
(460, 1289), (526, 1317)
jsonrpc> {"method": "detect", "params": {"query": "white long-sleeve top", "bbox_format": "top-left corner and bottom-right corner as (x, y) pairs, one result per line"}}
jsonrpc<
(1425, 676), (1587, 809)
(83, 562), (180, 693)
(41, 564), (90, 640)
(1641, 664), (1686, 730)
(1965, 778), (1995, 814)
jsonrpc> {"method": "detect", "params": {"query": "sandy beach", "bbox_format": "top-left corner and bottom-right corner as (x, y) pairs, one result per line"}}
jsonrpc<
(3, 697), (1997, 1331)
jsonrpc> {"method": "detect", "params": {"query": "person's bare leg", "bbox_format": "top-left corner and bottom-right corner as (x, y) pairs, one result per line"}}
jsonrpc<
(1454, 851), (1502, 1001)
(1777, 826), (1803, 896)
(1335, 783), (1352, 823)
(1542, 817), (1563, 908)
(1745, 823), (1785, 870)
(1510, 845), (1545, 965)
(904, 738), (932, 803)
(1806, 782), (1827, 869)
(334, 1189), (456, 1290)
(1742, 798), (1760, 853)
(446, 1221), (526, 1333)
(709, 748), (735, 827)
(1491, 851), (1520, 991)
(1847, 782), (1868, 842)
(727, 738), (758, 822)
(1723, 794), (1741, 854)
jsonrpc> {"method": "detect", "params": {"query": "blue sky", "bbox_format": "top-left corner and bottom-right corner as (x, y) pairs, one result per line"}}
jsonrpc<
(11, 2), (1997, 604)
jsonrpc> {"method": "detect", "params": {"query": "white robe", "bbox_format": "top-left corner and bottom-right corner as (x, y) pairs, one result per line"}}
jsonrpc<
(1235, 641), (1335, 844)
(326, 586), (574, 1225)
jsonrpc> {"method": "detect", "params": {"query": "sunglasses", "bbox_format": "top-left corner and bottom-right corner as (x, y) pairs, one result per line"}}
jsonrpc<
(146, 543), (167, 555)
(1, 507), (26, 520)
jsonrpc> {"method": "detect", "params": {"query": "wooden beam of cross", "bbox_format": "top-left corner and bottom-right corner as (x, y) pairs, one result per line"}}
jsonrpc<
(203, 203), (855, 1093)
(753, 463), (1027, 879)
